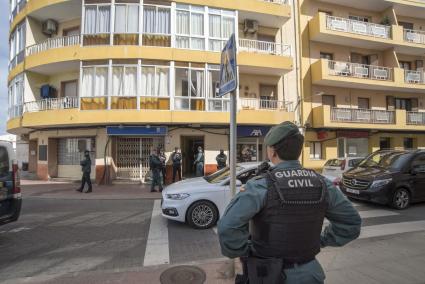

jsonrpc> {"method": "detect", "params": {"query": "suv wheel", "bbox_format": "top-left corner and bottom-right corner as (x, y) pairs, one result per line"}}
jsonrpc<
(391, 188), (410, 210)
(187, 201), (218, 229)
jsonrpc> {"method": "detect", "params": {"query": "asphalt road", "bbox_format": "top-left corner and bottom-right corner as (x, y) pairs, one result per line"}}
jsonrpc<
(1, 197), (425, 283)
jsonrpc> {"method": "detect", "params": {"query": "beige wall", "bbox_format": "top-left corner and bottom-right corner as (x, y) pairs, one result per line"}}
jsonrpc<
(239, 74), (283, 101)
(397, 15), (425, 30)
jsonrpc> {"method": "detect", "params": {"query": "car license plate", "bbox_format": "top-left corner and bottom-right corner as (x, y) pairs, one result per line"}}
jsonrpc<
(346, 188), (360, 195)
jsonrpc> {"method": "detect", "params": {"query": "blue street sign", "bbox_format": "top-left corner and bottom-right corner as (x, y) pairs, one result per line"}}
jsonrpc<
(218, 34), (238, 97)
(107, 126), (167, 136)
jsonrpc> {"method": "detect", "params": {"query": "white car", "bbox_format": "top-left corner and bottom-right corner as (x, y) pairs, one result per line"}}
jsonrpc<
(322, 157), (364, 186)
(161, 162), (261, 229)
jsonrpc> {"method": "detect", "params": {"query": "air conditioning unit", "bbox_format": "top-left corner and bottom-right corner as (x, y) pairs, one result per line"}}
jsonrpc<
(42, 19), (58, 36)
(244, 19), (259, 34)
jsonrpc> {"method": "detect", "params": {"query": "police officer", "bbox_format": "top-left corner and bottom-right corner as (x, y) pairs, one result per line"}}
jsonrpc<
(216, 149), (227, 170)
(194, 146), (205, 177)
(77, 150), (92, 193)
(149, 149), (163, 192)
(217, 121), (361, 284)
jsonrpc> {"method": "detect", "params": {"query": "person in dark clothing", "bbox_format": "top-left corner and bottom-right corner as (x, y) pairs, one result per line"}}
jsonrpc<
(149, 149), (163, 192)
(216, 149), (227, 170)
(159, 149), (167, 185)
(77, 150), (92, 193)
(194, 146), (205, 177)
(172, 147), (182, 182)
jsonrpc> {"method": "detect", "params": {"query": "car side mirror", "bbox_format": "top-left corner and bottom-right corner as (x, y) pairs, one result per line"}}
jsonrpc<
(236, 180), (243, 187)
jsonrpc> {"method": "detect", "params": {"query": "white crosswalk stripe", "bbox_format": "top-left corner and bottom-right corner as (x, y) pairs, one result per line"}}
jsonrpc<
(360, 220), (425, 239)
(143, 199), (169, 267)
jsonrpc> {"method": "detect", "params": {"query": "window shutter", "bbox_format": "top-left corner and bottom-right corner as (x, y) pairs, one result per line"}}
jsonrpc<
(387, 96), (395, 111)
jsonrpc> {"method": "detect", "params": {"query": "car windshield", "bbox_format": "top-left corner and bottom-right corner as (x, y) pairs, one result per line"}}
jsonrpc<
(358, 152), (409, 170)
(0, 146), (10, 178)
(204, 166), (244, 184)
(349, 158), (364, 167)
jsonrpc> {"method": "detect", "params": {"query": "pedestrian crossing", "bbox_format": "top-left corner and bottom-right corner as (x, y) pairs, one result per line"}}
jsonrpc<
(143, 199), (425, 267)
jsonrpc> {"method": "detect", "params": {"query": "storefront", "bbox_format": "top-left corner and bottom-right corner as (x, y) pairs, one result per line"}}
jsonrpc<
(237, 126), (270, 163)
(107, 126), (167, 182)
(337, 131), (369, 158)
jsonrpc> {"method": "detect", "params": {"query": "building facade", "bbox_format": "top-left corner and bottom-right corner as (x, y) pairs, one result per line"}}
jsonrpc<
(7, 0), (297, 182)
(299, 0), (425, 170)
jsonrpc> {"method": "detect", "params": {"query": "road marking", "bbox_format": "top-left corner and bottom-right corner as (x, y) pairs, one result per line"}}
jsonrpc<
(324, 209), (399, 226)
(359, 220), (425, 239)
(212, 226), (218, 234)
(143, 199), (169, 267)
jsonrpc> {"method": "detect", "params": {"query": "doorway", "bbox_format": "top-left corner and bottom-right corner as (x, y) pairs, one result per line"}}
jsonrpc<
(181, 136), (205, 177)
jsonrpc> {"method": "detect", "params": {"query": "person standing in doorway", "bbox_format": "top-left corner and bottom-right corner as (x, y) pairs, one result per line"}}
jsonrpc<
(216, 149), (227, 170)
(194, 146), (204, 177)
(76, 150), (92, 193)
(159, 148), (167, 185)
(172, 147), (182, 182)
(149, 149), (163, 192)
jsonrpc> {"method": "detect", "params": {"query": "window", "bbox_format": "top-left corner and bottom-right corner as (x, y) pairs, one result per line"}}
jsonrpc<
(61, 80), (78, 98)
(0, 146), (10, 178)
(349, 15), (370, 23)
(143, 5), (171, 35)
(115, 5), (139, 34)
(58, 138), (95, 166)
(322, 95), (335, 107)
(399, 61), (412, 70)
(176, 4), (205, 50)
(395, 98), (412, 111)
(63, 27), (80, 36)
(237, 143), (258, 162)
(81, 66), (108, 97)
(175, 64), (205, 110)
(411, 155), (425, 173)
(8, 74), (24, 118)
(112, 65), (137, 97)
(404, 138), (415, 149)
(320, 52), (333, 60)
(399, 22), (414, 30)
(207, 64), (228, 111)
(380, 137), (391, 150)
(9, 21), (25, 68)
(208, 8), (236, 51)
(310, 142), (322, 160)
(84, 5), (111, 34)
(141, 64), (170, 97)
(358, 98), (370, 109)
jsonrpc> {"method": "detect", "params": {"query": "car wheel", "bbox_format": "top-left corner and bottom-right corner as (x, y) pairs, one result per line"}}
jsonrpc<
(391, 188), (410, 210)
(187, 201), (218, 229)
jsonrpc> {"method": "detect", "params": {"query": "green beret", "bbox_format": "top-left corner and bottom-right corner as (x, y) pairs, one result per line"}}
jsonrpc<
(264, 121), (300, 146)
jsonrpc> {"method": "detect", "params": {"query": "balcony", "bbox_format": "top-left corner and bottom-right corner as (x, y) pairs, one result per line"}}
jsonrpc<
(331, 108), (395, 124)
(404, 29), (425, 45)
(313, 105), (425, 131)
(328, 60), (393, 81)
(309, 12), (394, 50)
(404, 70), (425, 85)
(238, 39), (291, 56)
(240, 98), (293, 111)
(26, 35), (80, 56)
(23, 97), (79, 113)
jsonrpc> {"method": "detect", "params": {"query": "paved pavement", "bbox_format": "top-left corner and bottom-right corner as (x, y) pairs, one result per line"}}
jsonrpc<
(1, 182), (425, 283)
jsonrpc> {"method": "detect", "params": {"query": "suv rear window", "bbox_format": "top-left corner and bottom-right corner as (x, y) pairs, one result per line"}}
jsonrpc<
(0, 146), (10, 178)
(325, 159), (343, 167)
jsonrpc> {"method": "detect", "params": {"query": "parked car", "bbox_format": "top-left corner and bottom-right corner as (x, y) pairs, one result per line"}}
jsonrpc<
(340, 150), (425, 209)
(0, 141), (22, 226)
(322, 157), (364, 186)
(161, 162), (261, 229)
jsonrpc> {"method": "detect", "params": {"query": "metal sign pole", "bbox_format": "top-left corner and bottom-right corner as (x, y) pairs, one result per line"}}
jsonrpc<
(230, 91), (237, 197)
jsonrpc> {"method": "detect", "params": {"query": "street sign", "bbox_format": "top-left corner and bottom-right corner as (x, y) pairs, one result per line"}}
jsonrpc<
(218, 34), (238, 97)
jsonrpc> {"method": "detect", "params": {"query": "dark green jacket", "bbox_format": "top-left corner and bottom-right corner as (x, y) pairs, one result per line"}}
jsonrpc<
(80, 157), (91, 174)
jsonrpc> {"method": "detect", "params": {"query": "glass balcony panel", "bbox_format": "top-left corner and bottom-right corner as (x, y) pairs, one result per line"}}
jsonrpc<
(80, 97), (108, 110)
(113, 34), (139, 45)
(111, 97), (137, 109)
(83, 34), (110, 46)
(140, 97), (170, 110)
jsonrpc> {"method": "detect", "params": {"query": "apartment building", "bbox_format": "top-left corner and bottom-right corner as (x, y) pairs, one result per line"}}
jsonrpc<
(300, 0), (425, 169)
(7, 0), (297, 182)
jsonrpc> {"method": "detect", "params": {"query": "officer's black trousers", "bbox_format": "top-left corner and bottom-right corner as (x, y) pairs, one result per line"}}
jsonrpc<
(80, 172), (92, 191)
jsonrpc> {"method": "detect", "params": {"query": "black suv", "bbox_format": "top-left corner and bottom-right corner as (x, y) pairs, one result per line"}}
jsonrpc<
(340, 150), (425, 210)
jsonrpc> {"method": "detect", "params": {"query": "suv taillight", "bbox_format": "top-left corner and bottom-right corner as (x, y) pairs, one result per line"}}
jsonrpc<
(340, 160), (346, 171)
(12, 164), (21, 194)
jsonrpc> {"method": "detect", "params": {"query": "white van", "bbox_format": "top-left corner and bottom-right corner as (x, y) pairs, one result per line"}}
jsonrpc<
(0, 141), (22, 226)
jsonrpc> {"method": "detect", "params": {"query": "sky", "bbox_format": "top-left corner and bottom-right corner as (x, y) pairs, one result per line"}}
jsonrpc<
(0, 6), (9, 135)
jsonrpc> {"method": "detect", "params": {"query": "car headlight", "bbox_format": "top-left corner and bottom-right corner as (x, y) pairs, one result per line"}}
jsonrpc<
(371, 178), (392, 189)
(166, 193), (190, 200)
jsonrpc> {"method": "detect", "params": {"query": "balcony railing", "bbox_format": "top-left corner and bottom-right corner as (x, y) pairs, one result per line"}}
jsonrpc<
(240, 98), (292, 111)
(8, 105), (23, 119)
(407, 112), (425, 125)
(23, 97), (79, 113)
(258, 0), (288, 4)
(328, 60), (393, 81)
(239, 39), (291, 56)
(404, 29), (425, 45)
(326, 15), (391, 39)
(331, 108), (395, 124)
(26, 35), (81, 56)
(405, 70), (425, 84)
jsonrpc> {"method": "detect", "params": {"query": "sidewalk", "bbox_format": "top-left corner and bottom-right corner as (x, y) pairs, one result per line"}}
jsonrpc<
(21, 180), (162, 200)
